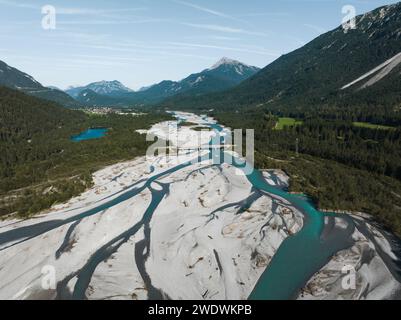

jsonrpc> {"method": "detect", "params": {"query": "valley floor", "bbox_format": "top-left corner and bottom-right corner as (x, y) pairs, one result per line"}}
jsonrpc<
(0, 113), (400, 300)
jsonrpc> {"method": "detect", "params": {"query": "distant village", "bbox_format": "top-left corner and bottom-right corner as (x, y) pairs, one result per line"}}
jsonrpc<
(82, 107), (147, 117)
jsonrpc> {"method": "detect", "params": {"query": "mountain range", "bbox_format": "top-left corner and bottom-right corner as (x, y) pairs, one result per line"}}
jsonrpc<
(0, 57), (259, 108)
(66, 80), (134, 98)
(165, 2), (401, 113)
(1, 2), (400, 113)
(66, 58), (260, 107)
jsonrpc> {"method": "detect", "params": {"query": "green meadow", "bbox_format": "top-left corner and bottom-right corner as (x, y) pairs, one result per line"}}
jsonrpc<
(275, 117), (303, 130)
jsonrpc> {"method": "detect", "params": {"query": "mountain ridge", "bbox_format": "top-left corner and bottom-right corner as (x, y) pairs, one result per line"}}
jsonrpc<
(70, 58), (260, 107)
(163, 2), (401, 114)
(66, 80), (133, 98)
(0, 60), (79, 107)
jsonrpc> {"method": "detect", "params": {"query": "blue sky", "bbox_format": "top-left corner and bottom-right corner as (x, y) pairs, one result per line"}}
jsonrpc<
(0, 0), (397, 90)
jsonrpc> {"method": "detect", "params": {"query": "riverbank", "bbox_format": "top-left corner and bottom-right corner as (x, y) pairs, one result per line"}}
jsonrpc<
(299, 212), (401, 300)
(0, 112), (400, 300)
(0, 112), (172, 219)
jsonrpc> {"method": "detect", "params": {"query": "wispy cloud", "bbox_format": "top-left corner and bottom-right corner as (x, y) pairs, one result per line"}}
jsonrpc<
(182, 35), (240, 41)
(163, 41), (279, 56)
(182, 23), (268, 37)
(71, 54), (151, 63)
(173, 0), (231, 19)
(0, 0), (147, 18)
(52, 41), (216, 62)
(52, 31), (111, 43)
(0, 0), (35, 9)
(237, 12), (291, 18)
(57, 18), (167, 26)
(209, 35), (240, 41)
(56, 8), (147, 16)
(173, 0), (250, 24)
(1, 54), (135, 69)
(49, 29), (278, 58)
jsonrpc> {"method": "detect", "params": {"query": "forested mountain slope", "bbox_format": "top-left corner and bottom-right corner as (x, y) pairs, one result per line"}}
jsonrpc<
(0, 86), (170, 217)
(0, 60), (78, 107)
(72, 58), (259, 107)
(165, 2), (401, 115)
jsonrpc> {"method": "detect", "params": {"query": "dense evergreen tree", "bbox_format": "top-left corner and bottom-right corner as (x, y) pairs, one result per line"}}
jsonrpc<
(214, 110), (401, 236)
(0, 86), (170, 217)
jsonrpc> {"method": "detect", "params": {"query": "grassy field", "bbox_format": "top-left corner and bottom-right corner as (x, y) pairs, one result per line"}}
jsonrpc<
(275, 117), (303, 130)
(353, 122), (395, 130)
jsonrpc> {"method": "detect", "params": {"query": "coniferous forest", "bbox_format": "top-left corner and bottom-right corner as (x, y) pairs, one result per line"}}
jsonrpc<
(1, 1), (401, 236)
(156, 2), (401, 236)
(211, 109), (401, 236)
(0, 86), (171, 217)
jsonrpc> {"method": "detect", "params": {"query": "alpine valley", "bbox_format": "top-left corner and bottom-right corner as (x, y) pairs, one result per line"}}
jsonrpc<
(0, 1), (401, 302)
(66, 58), (260, 107)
